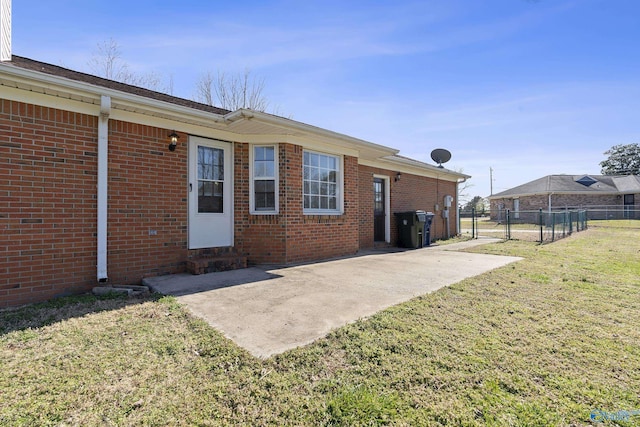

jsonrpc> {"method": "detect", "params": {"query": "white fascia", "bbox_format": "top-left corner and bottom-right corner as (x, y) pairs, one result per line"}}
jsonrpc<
(360, 156), (470, 182)
(224, 109), (399, 160)
(0, 63), (230, 128)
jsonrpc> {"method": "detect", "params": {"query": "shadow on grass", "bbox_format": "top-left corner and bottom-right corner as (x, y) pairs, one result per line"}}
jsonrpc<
(0, 292), (164, 337)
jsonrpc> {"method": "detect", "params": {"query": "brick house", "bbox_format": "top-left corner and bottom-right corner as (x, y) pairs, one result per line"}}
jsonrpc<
(0, 46), (467, 307)
(488, 174), (640, 220)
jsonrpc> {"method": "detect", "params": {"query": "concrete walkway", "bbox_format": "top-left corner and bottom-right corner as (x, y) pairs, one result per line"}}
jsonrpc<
(144, 238), (521, 358)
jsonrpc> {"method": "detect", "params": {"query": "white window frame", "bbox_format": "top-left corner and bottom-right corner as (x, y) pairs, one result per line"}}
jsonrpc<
(249, 144), (279, 214)
(302, 149), (344, 215)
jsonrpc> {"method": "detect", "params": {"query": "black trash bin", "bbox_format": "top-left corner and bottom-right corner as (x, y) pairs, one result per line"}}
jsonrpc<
(395, 210), (427, 248)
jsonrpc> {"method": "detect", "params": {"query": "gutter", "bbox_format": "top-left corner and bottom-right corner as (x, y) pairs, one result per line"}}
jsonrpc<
(224, 108), (399, 158)
(0, 62), (230, 127)
(367, 155), (469, 181)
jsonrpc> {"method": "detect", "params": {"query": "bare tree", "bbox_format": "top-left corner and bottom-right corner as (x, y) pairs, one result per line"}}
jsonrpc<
(167, 74), (174, 96)
(195, 69), (269, 112)
(88, 38), (124, 81)
(195, 71), (215, 106)
(454, 167), (473, 203)
(88, 38), (167, 92)
(88, 39), (275, 111)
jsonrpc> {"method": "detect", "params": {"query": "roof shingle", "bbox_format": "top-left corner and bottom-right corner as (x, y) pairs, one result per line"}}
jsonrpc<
(490, 174), (640, 198)
(6, 55), (231, 116)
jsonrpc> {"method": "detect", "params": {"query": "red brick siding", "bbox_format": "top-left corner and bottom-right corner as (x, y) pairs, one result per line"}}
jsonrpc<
(1, 99), (193, 308)
(358, 165), (458, 248)
(1, 99), (99, 307)
(2, 97), (459, 308)
(106, 121), (188, 285)
(547, 194), (626, 208)
(234, 143), (359, 264)
(284, 147), (359, 263)
(233, 143), (286, 263)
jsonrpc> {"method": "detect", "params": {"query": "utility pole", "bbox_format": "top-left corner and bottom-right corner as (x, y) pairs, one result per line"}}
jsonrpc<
(490, 167), (493, 196)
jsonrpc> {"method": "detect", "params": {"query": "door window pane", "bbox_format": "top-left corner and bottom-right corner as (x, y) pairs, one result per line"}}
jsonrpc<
(198, 181), (223, 213)
(374, 179), (384, 214)
(197, 146), (224, 213)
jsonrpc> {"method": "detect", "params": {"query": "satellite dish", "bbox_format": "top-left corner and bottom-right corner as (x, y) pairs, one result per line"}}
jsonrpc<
(430, 148), (452, 168)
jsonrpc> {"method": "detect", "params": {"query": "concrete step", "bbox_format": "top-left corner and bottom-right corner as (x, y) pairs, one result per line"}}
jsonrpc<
(186, 254), (248, 275)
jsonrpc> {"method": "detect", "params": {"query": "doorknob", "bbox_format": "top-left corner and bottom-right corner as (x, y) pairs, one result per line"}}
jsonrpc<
(189, 183), (193, 192)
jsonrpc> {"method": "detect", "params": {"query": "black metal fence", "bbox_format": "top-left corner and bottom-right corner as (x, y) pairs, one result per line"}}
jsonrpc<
(460, 208), (588, 243)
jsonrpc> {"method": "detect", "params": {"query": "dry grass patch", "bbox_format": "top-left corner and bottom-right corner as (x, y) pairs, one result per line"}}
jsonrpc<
(2, 227), (640, 425)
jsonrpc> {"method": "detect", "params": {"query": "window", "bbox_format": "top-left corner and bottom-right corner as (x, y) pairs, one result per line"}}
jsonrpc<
(303, 150), (342, 213)
(250, 145), (277, 213)
(197, 146), (224, 213)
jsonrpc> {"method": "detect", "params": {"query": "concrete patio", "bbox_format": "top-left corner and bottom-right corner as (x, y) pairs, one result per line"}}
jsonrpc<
(144, 238), (521, 358)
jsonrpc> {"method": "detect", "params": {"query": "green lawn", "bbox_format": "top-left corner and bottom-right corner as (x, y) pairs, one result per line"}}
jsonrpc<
(2, 227), (640, 426)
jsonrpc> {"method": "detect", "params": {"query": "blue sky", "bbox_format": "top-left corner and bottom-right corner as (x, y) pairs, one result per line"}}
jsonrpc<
(12, 0), (640, 201)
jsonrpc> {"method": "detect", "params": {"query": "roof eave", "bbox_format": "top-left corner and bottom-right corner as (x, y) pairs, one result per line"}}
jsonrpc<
(224, 109), (399, 159)
(488, 190), (629, 199)
(360, 155), (469, 181)
(0, 60), (231, 129)
(1, 60), (449, 165)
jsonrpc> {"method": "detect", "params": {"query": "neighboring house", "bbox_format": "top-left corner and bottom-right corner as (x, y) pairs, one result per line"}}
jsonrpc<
(0, 10), (468, 307)
(488, 174), (640, 220)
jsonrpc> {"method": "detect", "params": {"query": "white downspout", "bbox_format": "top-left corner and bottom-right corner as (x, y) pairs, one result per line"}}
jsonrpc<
(456, 177), (467, 235)
(1, 0), (11, 62)
(97, 95), (110, 282)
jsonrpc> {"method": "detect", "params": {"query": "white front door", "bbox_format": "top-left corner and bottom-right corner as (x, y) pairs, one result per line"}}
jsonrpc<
(188, 136), (233, 249)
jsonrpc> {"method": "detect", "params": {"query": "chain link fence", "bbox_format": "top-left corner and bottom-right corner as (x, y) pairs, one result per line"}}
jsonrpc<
(460, 208), (588, 243)
(585, 206), (640, 230)
(459, 208), (506, 240)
